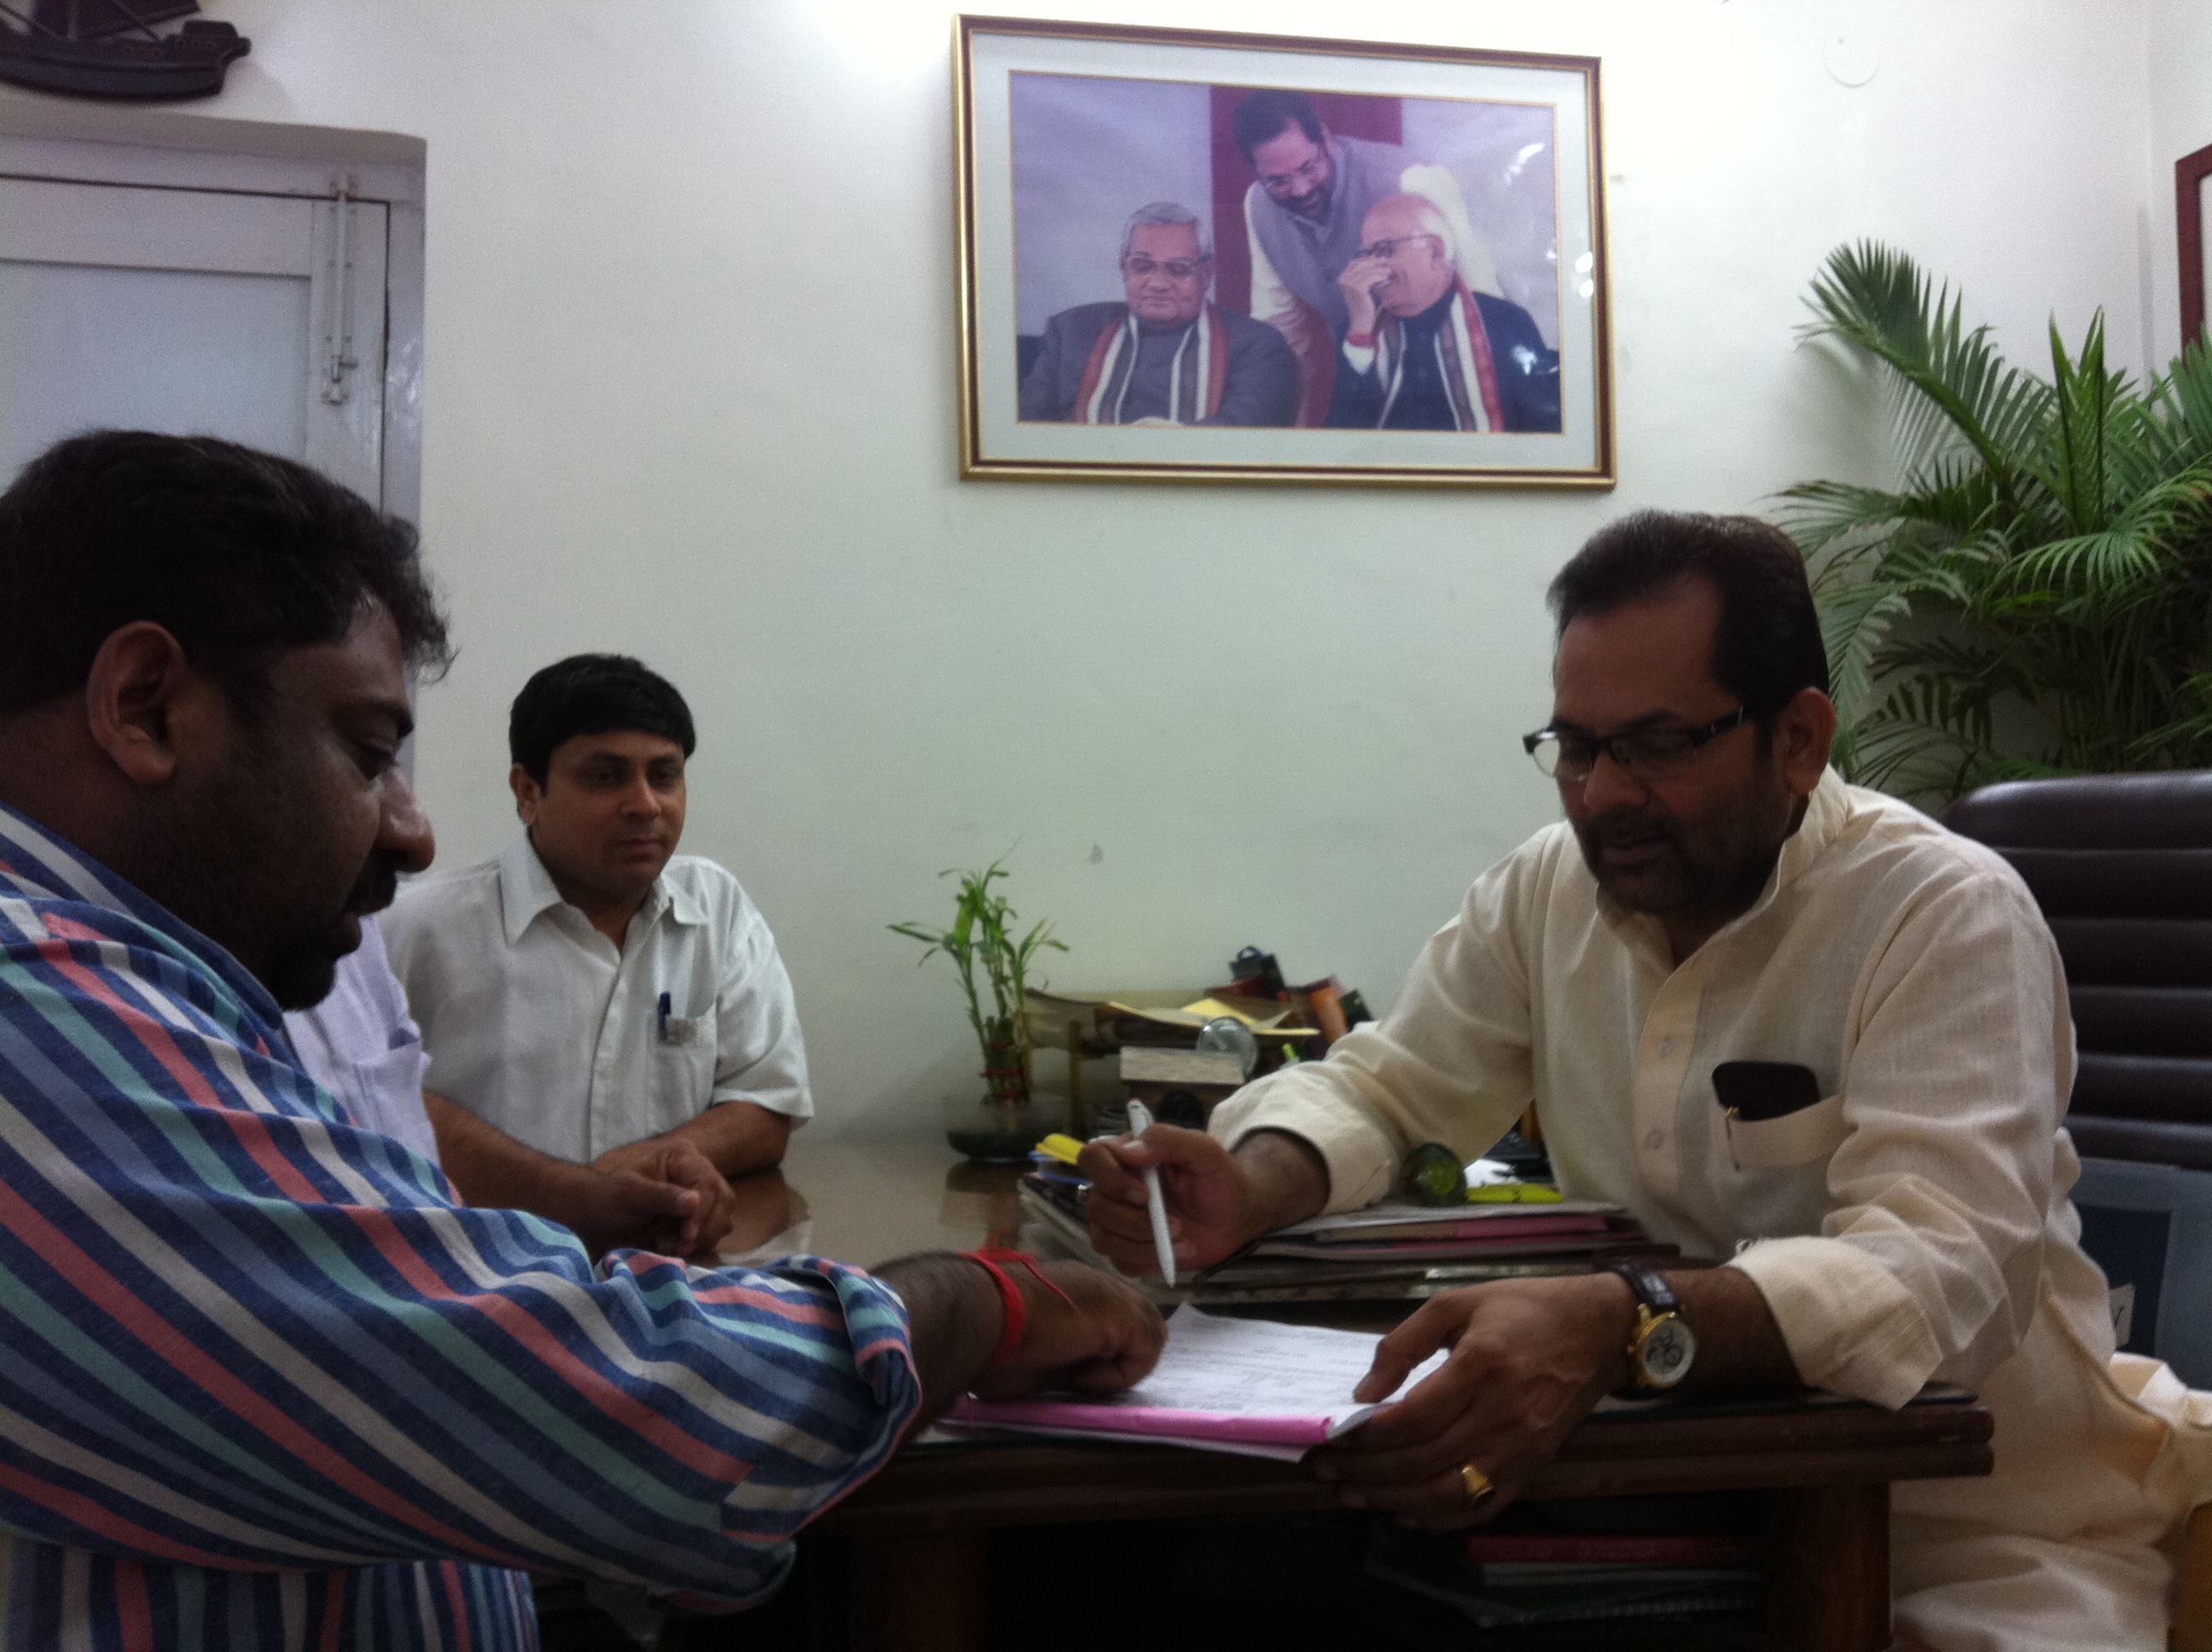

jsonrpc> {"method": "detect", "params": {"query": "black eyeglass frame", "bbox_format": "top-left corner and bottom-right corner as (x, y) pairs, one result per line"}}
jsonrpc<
(1522, 706), (1752, 781)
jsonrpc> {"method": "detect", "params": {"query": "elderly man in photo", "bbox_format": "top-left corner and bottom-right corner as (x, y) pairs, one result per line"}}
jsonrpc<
(1020, 200), (1297, 428)
(1233, 88), (1498, 426)
(1083, 510), (2211, 1650)
(1327, 193), (1560, 433)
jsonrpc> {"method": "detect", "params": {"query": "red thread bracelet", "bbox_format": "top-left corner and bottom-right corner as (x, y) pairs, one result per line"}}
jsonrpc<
(963, 1248), (1075, 1367)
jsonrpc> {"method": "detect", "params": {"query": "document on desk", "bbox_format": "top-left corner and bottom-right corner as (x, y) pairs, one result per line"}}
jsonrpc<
(949, 1307), (1447, 1461)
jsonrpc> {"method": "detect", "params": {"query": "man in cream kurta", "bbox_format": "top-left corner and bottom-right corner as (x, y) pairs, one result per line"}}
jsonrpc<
(1215, 766), (2194, 1648)
(1080, 510), (2210, 1650)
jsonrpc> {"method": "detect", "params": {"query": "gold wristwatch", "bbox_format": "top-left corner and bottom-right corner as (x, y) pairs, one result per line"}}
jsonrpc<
(1607, 1262), (1696, 1392)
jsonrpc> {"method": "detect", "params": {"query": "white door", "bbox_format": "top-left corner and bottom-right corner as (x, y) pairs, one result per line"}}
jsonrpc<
(0, 154), (398, 507)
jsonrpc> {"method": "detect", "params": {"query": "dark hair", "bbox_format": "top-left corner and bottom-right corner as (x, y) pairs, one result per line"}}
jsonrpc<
(508, 654), (696, 785)
(0, 429), (451, 715)
(1546, 510), (1831, 720)
(1231, 90), (1324, 164)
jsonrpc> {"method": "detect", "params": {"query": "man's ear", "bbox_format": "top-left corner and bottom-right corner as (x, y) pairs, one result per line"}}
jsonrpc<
(509, 761), (542, 824)
(83, 623), (217, 788)
(1775, 687), (1839, 796)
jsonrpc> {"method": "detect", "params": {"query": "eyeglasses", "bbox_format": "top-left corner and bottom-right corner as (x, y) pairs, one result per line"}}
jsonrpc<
(1357, 233), (1442, 262)
(1121, 255), (1210, 280)
(1257, 154), (1329, 195)
(1522, 707), (1751, 782)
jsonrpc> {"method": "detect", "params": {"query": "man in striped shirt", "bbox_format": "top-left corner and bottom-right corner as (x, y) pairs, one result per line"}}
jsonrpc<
(0, 431), (1164, 1649)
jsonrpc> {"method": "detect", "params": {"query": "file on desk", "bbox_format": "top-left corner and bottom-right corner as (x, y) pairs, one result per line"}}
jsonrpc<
(946, 1306), (1445, 1461)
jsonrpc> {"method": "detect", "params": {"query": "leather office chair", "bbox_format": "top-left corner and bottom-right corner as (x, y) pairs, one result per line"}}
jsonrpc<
(1947, 771), (2212, 1387)
(1947, 773), (2212, 1651)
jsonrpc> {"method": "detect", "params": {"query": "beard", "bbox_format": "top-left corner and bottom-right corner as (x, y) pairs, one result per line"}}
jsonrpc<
(1570, 761), (1795, 932)
(129, 713), (391, 1011)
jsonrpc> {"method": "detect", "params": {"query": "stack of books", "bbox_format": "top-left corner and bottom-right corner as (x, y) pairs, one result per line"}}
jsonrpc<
(1367, 1527), (1765, 1629)
(1017, 1173), (1670, 1305)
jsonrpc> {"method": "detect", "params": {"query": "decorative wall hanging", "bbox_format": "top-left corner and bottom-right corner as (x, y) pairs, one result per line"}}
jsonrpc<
(0, 1), (249, 101)
(955, 15), (1611, 488)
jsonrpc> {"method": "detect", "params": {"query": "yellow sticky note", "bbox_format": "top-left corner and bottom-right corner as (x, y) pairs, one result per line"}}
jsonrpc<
(1033, 1133), (1086, 1166)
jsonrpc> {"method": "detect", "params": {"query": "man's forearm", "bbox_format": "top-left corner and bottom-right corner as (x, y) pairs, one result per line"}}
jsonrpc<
(1668, 1265), (1802, 1397)
(649, 1099), (793, 1178)
(424, 1091), (597, 1220)
(870, 1253), (1000, 1424)
(1233, 1128), (1332, 1235)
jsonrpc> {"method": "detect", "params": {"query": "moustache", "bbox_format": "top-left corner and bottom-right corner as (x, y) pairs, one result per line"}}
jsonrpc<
(346, 854), (401, 919)
(1579, 810), (1679, 851)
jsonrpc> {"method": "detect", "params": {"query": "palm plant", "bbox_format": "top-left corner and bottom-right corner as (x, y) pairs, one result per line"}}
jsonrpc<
(1780, 241), (2212, 805)
(890, 855), (1066, 1114)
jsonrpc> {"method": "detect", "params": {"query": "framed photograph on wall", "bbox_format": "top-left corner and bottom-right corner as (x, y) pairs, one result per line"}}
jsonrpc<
(2180, 142), (2212, 350)
(955, 15), (1612, 488)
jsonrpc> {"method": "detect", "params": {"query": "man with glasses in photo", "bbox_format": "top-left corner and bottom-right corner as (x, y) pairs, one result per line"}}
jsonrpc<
(1018, 199), (1297, 427)
(1326, 193), (1560, 434)
(1082, 511), (2209, 1649)
(1232, 89), (1497, 427)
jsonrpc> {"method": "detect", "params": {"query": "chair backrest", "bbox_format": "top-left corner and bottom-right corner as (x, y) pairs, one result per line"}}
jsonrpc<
(1946, 771), (2212, 1171)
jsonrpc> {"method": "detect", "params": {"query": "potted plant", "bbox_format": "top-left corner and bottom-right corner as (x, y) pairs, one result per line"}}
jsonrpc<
(891, 856), (1068, 1161)
(1781, 241), (2212, 806)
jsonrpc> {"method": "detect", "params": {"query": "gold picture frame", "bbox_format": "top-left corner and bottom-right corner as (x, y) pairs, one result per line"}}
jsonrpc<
(955, 15), (1613, 488)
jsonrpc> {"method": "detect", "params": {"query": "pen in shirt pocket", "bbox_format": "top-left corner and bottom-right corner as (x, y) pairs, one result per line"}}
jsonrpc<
(657, 991), (671, 1042)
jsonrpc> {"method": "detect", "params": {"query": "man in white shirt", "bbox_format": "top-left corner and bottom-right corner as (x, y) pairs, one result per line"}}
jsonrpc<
(288, 763), (737, 1257)
(1082, 511), (2210, 1649)
(385, 654), (806, 1189)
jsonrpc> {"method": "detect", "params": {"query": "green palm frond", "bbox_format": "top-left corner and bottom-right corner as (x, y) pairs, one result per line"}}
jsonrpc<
(1800, 241), (2052, 503)
(1780, 242), (2212, 805)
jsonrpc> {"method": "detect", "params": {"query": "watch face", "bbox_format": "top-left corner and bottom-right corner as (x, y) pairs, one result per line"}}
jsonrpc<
(1639, 1316), (1697, 1388)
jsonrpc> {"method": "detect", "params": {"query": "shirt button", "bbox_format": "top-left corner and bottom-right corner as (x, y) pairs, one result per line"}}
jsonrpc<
(1644, 1129), (1665, 1150)
(1658, 1040), (1674, 1056)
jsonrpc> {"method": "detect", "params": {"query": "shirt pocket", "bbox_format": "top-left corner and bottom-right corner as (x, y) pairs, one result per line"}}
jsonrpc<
(655, 1003), (719, 1102)
(1725, 1091), (1848, 1172)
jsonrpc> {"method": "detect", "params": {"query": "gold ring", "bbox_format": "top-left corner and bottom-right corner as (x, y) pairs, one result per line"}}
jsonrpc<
(1459, 1463), (1493, 1503)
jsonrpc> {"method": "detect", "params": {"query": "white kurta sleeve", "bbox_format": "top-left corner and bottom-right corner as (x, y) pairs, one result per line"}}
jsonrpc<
(1729, 866), (2071, 1408)
(1210, 860), (1538, 1213)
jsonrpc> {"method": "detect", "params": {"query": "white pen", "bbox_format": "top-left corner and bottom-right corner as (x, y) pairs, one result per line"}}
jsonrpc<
(1124, 1099), (1177, 1288)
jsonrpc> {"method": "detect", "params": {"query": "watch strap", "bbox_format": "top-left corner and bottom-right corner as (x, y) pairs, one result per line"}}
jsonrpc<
(1605, 1261), (1680, 1316)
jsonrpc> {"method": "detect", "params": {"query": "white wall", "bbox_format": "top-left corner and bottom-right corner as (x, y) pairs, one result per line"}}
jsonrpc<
(0, 0), (2162, 1136)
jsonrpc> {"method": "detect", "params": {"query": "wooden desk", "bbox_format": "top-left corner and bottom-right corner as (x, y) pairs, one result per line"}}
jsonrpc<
(744, 1137), (1993, 1652)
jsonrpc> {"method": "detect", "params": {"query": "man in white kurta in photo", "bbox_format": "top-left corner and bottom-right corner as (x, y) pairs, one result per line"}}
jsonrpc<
(1082, 512), (2212, 1650)
(384, 654), (808, 1187)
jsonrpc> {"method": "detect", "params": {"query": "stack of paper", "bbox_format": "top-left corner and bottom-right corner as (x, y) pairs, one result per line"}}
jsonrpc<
(950, 1306), (1445, 1461)
(1016, 1177), (1666, 1305)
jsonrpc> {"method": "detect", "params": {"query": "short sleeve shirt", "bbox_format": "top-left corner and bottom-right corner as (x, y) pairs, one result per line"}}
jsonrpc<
(381, 835), (812, 1161)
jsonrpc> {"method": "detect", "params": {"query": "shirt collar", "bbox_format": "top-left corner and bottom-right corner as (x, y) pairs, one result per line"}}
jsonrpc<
(0, 798), (290, 1037)
(1771, 765), (1851, 895)
(498, 830), (570, 944)
(497, 830), (702, 943)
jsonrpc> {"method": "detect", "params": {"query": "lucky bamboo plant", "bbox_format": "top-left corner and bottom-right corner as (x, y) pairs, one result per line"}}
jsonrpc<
(890, 856), (1066, 1114)
(1781, 241), (2212, 806)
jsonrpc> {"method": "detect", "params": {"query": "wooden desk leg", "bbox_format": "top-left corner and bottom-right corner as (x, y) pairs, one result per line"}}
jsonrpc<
(1764, 1482), (1892, 1652)
(846, 1530), (988, 1652)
